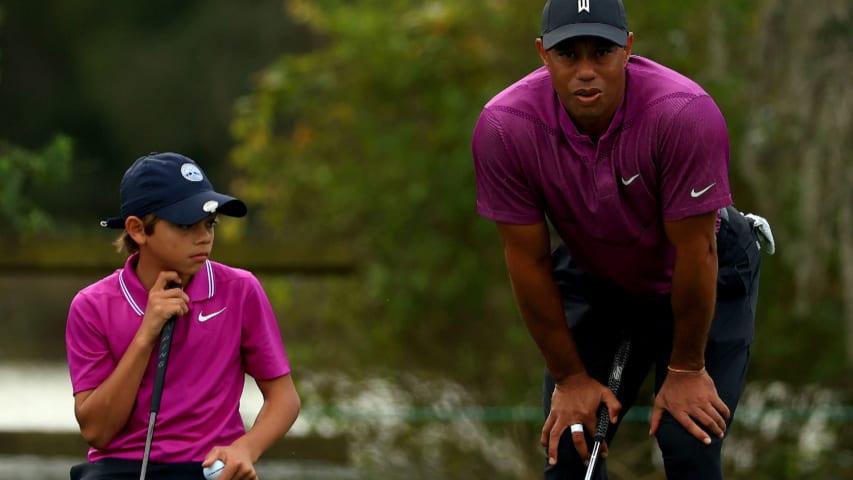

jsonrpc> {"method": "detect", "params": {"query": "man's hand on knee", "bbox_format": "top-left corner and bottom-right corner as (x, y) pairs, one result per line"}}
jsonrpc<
(542, 373), (620, 465)
(649, 368), (729, 444)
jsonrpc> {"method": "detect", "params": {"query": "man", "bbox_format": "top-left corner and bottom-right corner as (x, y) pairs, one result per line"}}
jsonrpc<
(67, 152), (300, 479)
(472, 0), (770, 478)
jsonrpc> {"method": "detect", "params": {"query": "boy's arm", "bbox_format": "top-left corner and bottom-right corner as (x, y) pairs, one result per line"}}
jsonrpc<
(202, 374), (300, 476)
(73, 273), (188, 448)
(74, 334), (157, 448)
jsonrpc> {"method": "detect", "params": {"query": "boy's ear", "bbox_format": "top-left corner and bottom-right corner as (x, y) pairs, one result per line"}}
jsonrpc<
(125, 216), (148, 244)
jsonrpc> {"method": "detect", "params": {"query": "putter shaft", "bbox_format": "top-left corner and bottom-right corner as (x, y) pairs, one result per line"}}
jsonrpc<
(139, 412), (157, 480)
(584, 440), (602, 480)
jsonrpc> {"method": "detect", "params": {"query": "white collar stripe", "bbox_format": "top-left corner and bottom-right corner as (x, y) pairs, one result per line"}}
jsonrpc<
(119, 269), (144, 316)
(205, 260), (215, 298)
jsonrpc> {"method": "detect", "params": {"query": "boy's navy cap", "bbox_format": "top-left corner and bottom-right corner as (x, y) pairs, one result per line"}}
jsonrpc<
(101, 152), (247, 229)
(541, 0), (629, 49)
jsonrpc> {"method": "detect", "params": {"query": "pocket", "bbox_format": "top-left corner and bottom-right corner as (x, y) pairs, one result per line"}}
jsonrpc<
(717, 206), (762, 299)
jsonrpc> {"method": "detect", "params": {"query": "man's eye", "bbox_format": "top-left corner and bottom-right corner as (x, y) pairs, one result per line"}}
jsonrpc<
(207, 220), (219, 228)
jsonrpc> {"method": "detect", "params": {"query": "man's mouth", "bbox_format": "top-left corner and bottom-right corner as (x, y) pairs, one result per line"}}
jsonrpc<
(574, 88), (602, 104)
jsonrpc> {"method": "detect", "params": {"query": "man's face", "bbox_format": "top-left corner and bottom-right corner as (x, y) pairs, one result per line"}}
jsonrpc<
(537, 34), (633, 138)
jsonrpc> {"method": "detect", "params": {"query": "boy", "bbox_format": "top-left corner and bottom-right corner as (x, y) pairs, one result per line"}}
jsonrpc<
(66, 152), (300, 479)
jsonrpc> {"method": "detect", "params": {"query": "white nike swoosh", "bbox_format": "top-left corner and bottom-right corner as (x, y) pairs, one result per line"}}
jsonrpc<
(198, 307), (227, 323)
(690, 183), (716, 198)
(621, 174), (640, 186)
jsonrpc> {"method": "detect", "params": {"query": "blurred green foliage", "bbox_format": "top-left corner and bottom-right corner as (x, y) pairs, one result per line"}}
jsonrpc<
(231, 0), (544, 400)
(0, 0), (310, 223)
(0, 135), (73, 235)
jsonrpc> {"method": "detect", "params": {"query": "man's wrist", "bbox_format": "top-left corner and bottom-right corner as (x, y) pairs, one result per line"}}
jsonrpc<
(667, 365), (705, 374)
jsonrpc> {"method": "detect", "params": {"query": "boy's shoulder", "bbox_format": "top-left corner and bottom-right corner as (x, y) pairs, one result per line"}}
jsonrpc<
(68, 268), (127, 319)
(75, 268), (123, 299)
(206, 259), (256, 281)
(203, 260), (265, 295)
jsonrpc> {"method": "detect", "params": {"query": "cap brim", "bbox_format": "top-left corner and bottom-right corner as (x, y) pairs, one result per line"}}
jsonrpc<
(154, 191), (247, 226)
(542, 23), (628, 49)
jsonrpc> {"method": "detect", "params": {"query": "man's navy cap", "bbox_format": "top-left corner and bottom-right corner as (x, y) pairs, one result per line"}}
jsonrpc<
(101, 152), (247, 229)
(541, 0), (629, 50)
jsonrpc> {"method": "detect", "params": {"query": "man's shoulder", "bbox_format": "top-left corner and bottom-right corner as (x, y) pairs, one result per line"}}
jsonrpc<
(626, 56), (710, 102)
(483, 66), (554, 115)
(624, 55), (722, 126)
(477, 66), (561, 141)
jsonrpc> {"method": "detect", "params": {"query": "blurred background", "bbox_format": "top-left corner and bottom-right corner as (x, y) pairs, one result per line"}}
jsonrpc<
(1, 0), (851, 478)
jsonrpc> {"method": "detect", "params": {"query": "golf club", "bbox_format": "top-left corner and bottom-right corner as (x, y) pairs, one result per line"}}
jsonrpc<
(140, 281), (181, 480)
(584, 336), (631, 480)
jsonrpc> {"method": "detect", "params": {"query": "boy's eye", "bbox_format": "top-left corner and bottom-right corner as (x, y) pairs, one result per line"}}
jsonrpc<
(206, 219), (219, 228)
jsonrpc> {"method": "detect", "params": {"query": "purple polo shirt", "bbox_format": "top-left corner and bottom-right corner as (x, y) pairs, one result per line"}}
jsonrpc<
(66, 254), (291, 463)
(473, 56), (732, 296)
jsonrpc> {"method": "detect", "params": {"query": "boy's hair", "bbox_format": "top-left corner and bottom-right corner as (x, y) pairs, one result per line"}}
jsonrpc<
(114, 214), (160, 254)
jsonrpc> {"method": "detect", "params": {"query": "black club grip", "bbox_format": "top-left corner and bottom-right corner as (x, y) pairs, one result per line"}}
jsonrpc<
(593, 338), (631, 441)
(150, 281), (181, 414)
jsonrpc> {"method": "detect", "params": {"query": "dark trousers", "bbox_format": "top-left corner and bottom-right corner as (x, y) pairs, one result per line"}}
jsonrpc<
(70, 458), (204, 480)
(543, 207), (762, 480)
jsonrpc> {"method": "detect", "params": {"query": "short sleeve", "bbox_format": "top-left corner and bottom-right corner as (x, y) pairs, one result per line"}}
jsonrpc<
(66, 292), (115, 394)
(240, 275), (291, 380)
(658, 95), (732, 221)
(472, 107), (545, 225)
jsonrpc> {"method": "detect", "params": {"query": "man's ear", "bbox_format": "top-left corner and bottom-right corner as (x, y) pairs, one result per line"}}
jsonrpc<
(623, 33), (634, 65)
(125, 216), (147, 244)
(535, 37), (550, 67)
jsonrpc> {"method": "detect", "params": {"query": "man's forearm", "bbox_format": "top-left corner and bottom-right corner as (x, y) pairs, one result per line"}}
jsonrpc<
(497, 222), (586, 382)
(669, 253), (717, 371)
(509, 258), (586, 382)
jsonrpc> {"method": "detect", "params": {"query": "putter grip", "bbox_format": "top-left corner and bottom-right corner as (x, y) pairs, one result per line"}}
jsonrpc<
(593, 338), (632, 441)
(150, 281), (181, 413)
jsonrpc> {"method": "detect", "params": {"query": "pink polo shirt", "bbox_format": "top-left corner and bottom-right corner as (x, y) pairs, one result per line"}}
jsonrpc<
(473, 55), (732, 296)
(66, 254), (291, 463)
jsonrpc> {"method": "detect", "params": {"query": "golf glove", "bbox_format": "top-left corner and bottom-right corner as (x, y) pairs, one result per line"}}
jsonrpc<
(743, 212), (775, 255)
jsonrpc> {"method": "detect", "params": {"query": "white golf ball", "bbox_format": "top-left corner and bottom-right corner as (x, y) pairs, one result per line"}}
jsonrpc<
(203, 459), (225, 480)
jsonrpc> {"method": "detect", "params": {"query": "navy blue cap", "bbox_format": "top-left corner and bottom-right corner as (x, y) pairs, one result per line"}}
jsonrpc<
(541, 0), (629, 49)
(101, 152), (247, 229)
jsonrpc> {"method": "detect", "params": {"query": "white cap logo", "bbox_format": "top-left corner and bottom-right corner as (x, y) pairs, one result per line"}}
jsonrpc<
(181, 163), (204, 182)
(203, 200), (219, 213)
(578, 0), (590, 13)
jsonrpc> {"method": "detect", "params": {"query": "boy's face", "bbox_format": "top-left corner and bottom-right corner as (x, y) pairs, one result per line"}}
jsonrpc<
(131, 214), (219, 278)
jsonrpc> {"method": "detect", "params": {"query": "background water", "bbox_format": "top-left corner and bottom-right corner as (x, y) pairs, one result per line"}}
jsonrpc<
(0, 363), (360, 479)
